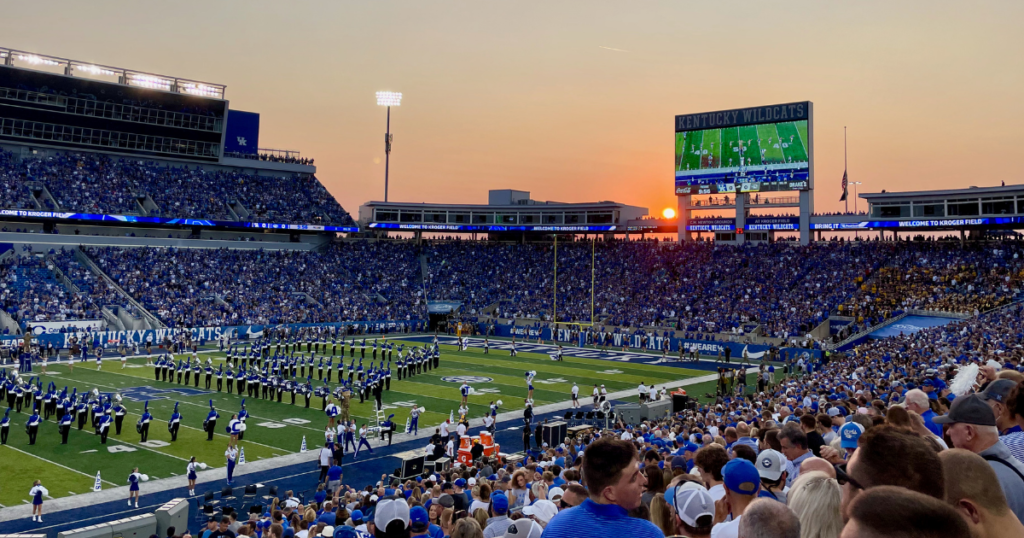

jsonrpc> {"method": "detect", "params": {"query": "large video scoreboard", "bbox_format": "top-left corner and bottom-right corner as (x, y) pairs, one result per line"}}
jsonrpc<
(675, 101), (812, 194)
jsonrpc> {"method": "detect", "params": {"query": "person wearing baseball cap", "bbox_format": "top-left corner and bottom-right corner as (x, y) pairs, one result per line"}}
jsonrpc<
(349, 509), (366, 533)
(408, 505), (431, 537)
(936, 393), (1024, 523)
(838, 422), (865, 455)
(502, 518), (542, 538)
(482, 492), (510, 538)
(522, 499), (558, 527)
(374, 497), (410, 537)
(712, 458), (761, 538)
(320, 526), (335, 538)
(755, 449), (788, 503)
(979, 379), (1021, 435)
(672, 483), (714, 538)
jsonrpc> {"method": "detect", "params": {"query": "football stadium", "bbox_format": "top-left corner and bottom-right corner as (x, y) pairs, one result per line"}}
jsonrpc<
(1, 4), (1024, 538)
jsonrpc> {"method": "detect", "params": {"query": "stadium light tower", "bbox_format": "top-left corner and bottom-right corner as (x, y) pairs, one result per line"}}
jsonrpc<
(851, 181), (863, 213)
(376, 91), (402, 202)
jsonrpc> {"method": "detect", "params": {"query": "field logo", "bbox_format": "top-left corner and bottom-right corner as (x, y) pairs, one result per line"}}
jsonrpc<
(118, 386), (211, 402)
(441, 376), (493, 384)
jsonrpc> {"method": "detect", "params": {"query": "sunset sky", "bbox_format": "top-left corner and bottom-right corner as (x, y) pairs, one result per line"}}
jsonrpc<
(3, 1), (1022, 218)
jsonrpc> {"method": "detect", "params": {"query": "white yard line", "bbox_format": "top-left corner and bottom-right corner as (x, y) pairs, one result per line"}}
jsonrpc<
(1, 444), (117, 486)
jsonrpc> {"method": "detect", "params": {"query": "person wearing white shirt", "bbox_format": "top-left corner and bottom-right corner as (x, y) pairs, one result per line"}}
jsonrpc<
(571, 383), (580, 408)
(637, 383), (647, 403)
(440, 420), (450, 438)
(456, 422), (467, 437)
(620, 429), (633, 441)
(318, 442), (333, 483)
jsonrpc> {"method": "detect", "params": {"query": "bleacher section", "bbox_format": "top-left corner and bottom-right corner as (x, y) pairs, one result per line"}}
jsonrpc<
(0, 149), (355, 226)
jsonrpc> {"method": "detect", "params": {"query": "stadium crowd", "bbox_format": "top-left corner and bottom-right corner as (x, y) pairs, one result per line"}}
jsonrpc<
(88, 242), (423, 328)
(0, 250), (119, 325)
(177, 301), (1024, 538)
(0, 150), (354, 226)
(426, 240), (1023, 341)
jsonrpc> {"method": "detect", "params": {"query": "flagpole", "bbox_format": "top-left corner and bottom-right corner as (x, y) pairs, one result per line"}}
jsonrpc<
(844, 126), (848, 214)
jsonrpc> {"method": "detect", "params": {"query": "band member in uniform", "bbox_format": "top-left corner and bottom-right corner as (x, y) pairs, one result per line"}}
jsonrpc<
(138, 401), (152, 442)
(204, 400), (219, 441)
(58, 407), (72, 444)
(97, 412), (113, 444)
(0, 407), (9, 444)
(168, 402), (182, 442)
(113, 397), (127, 435)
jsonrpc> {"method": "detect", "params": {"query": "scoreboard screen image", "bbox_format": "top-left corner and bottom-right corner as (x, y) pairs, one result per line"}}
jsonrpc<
(675, 102), (812, 194)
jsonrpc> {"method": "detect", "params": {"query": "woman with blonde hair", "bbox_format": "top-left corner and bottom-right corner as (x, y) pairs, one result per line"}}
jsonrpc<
(440, 507), (454, 537)
(787, 470), (843, 538)
(450, 517), (483, 538)
(472, 508), (488, 530)
(649, 493), (676, 537)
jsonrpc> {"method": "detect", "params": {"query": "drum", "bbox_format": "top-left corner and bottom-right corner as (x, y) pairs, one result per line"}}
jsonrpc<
(479, 431), (494, 446)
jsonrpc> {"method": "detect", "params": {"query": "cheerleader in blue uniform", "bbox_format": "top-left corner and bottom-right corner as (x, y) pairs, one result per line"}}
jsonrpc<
(127, 468), (141, 507)
(30, 480), (48, 522)
(186, 456), (198, 496)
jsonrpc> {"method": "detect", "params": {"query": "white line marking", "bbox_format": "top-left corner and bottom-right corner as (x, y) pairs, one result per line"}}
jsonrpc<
(0, 445), (118, 485)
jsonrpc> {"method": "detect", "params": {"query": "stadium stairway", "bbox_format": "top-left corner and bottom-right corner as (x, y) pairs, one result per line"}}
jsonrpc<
(74, 246), (166, 329)
(0, 366), (732, 536)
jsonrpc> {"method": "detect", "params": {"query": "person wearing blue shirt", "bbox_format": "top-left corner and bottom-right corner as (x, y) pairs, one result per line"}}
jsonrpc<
(168, 402), (182, 441)
(541, 437), (663, 538)
(98, 413), (113, 444)
(26, 407), (41, 444)
(138, 401), (152, 441)
(1, 407), (10, 444)
(204, 400), (219, 441)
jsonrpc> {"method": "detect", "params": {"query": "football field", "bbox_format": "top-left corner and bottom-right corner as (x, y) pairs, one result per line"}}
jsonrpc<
(0, 340), (711, 506)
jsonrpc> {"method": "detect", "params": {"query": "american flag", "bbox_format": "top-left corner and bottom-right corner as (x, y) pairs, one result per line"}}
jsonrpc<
(839, 170), (848, 202)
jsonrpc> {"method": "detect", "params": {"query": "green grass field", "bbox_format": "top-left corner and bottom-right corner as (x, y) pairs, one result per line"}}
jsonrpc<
(0, 342), (714, 506)
(675, 120), (808, 171)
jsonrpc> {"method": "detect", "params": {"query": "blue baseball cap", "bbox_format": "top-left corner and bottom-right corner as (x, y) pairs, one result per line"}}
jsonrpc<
(839, 422), (865, 449)
(409, 506), (429, 532)
(491, 492), (509, 514)
(454, 478), (467, 488)
(351, 509), (364, 522)
(722, 459), (760, 496)
(684, 442), (699, 453)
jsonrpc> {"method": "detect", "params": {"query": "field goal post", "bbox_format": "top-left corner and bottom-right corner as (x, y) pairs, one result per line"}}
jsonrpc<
(552, 235), (597, 336)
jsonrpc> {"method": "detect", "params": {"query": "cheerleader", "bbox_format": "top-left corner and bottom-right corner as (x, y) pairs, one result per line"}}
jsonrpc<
(525, 371), (536, 403)
(186, 456), (198, 496)
(128, 467), (141, 507)
(30, 480), (48, 522)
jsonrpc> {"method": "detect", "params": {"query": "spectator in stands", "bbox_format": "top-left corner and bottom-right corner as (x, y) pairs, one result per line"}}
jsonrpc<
(841, 486), (969, 538)
(787, 471), (842, 538)
(934, 394), (1024, 522)
(777, 424), (812, 488)
(541, 437), (663, 538)
(939, 449), (1024, 538)
(736, 499), (800, 538)
(710, 458), (761, 538)
(840, 425), (945, 521)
